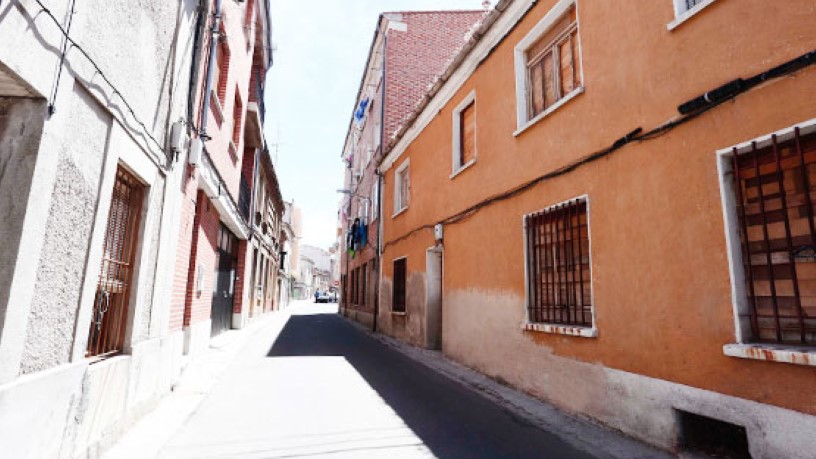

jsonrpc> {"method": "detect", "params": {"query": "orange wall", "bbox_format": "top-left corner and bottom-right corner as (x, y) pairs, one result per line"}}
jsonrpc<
(380, 0), (816, 415)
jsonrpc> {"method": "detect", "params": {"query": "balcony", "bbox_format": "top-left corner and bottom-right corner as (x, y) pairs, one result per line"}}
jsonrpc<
(244, 69), (265, 149)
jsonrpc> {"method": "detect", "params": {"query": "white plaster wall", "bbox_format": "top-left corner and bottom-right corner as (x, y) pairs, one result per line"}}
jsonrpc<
(442, 289), (816, 459)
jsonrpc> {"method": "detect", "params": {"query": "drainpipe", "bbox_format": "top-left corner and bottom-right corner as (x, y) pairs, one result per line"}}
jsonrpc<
(187, 2), (207, 131)
(199, 0), (223, 140)
(372, 28), (387, 333)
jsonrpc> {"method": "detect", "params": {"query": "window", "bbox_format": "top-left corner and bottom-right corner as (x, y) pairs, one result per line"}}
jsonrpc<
(394, 159), (410, 215)
(361, 263), (367, 306)
(513, 0), (583, 130)
(728, 128), (816, 345)
(669, 0), (718, 29)
(452, 91), (477, 174)
(525, 6), (580, 119)
(230, 89), (243, 161)
(525, 197), (592, 328)
(210, 33), (230, 127)
(393, 258), (407, 313)
(87, 166), (145, 357)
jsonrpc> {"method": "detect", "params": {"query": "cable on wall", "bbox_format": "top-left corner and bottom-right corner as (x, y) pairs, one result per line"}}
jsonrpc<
(27, 0), (169, 165)
(381, 48), (816, 252)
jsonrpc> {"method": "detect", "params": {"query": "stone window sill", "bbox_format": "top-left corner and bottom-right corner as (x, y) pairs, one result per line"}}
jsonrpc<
(392, 311), (406, 316)
(723, 343), (816, 367)
(521, 322), (597, 338)
(450, 159), (476, 179)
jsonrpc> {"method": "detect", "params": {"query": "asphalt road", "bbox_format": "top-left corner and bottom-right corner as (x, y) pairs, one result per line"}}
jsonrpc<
(158, 303), (599, 459)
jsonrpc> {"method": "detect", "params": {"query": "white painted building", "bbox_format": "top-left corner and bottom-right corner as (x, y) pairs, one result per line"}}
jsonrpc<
(0, 1), (198, 456)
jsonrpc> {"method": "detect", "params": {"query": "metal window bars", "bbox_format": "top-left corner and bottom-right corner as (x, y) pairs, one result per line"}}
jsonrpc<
(525, 198), (592, 327)
(86, 167), (144, 358)
(732, 128), (816, 345)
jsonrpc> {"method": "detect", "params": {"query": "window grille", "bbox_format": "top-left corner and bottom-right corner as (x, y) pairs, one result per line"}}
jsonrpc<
(684, 0), (705, 11)
(87, 167), (144, 358)
(393, 258), (407, 312)
(732, 128), (816, 345)
(525, 198), (592, 327)
(525, 6), (581, 119)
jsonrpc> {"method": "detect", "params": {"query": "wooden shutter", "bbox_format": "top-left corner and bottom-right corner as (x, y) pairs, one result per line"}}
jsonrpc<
(460, 102), (476, 166)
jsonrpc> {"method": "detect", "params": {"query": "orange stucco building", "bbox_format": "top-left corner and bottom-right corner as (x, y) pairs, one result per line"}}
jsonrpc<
(375, 0), (816, 456)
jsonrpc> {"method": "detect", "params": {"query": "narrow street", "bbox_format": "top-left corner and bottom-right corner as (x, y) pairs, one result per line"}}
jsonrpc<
(108, 301), (624, 459)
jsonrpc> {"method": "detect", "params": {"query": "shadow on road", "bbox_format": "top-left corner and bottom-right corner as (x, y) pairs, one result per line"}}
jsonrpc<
(267, 311), (597, 459)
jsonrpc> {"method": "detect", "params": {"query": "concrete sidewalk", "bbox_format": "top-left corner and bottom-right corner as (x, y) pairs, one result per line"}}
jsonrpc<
(103, 302), (671, 459)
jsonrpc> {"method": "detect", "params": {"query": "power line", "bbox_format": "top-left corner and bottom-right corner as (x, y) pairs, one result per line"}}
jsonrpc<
(27, 0), (169, 165)
(382, 49), (816, 251)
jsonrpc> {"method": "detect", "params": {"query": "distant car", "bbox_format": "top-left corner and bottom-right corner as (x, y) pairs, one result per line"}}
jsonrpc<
(315, 291), (331, 303)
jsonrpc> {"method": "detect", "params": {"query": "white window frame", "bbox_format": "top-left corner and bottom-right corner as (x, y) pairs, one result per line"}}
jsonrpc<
(451, 90), (477, 178)
(716, 118), (816, 366)
(393, 159), (410, 217)
(521, 194), (597, 338)
(513, 0), (584, 136)
(668, 0), (718, 31)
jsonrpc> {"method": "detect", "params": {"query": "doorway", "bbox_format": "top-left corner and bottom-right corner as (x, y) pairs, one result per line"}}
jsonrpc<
(212, 224), (238, 337)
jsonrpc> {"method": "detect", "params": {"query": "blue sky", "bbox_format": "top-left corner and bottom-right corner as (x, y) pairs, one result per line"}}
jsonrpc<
(265, 0), (490, 249)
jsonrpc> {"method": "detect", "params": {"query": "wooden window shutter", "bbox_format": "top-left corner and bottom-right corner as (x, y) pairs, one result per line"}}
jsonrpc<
(460, 102), (476, 166)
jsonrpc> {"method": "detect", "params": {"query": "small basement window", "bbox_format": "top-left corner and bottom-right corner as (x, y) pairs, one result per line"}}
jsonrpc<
(677, 410), (751, 459)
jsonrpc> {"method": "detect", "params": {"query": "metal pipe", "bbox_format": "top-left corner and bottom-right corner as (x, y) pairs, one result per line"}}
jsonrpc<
(373, 29), (387, 333)
(199, 0), (224, 139)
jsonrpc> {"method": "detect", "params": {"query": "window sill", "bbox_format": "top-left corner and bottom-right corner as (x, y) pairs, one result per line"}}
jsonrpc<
(210, 90), (225, 127)
(667, 0), (718, 31)
(521, 322), (597, 338)
(723, 343), (816, 367)
(450, 159), (476, 179)
(514, 87), (584, 137)
(392, 206), (408, 219)
(392, 311), (406, 316)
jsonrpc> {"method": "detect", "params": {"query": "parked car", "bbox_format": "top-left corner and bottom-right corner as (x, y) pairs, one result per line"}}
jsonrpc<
(315, 291), (331, 303)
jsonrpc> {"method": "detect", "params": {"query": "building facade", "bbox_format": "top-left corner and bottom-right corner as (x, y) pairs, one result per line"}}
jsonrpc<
(376, 0), (816, 457)
(0, 0), (279, 456)
(170, 0), (276, 356)
(0, 1), (200, 456)
(339, 10), (486, 329)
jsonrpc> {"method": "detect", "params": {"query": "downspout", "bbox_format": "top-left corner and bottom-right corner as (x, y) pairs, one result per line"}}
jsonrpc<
(199, 0), (224, 140)
(372, 28), (387, 333)
(187, 1), (208, 133)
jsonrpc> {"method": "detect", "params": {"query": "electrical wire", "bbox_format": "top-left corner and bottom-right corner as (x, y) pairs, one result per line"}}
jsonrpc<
(27, 0), (168, 164)
(381, 48), (816, 251)
(47, 0), (76, 117)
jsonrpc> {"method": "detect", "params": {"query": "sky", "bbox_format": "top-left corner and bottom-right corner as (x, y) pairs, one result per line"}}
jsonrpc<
(265, 0), (491, 249)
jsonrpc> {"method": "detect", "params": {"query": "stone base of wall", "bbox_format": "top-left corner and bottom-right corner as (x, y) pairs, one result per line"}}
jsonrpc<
(443, 290), (816, 459)
(0, 332), (184, 459)
(343, 308), (374, 329)
(183, 319), (211, 356)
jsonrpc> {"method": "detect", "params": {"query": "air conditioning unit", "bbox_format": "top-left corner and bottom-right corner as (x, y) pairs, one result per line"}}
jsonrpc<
(188, 138), (203, 166)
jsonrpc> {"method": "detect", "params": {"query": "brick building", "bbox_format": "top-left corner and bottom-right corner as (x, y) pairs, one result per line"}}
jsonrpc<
(375, 0), (816, 457)
(339, 10), (486, 330)
(171, 0), (279, 355)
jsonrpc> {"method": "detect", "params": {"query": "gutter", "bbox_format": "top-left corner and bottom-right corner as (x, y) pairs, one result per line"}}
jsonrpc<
(372, 29), (387, 333)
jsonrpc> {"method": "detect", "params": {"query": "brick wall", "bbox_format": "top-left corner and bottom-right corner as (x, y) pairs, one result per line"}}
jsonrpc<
(384, 11), (485, 144)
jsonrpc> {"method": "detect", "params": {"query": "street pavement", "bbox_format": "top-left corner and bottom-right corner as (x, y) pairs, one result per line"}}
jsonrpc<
(106, 301), (667, 459)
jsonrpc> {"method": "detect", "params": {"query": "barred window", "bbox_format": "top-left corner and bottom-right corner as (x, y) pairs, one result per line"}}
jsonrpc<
(731, 128), (816, 345)
(87, 167), (144, 358)
(393, 258), (407, 313)
(525, 198), (591, 327)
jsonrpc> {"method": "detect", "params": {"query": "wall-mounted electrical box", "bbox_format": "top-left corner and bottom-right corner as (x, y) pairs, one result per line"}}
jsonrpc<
(189, 138), (203, 166)
(434, 223), (443, 241)
(170, 121), (187, 153)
